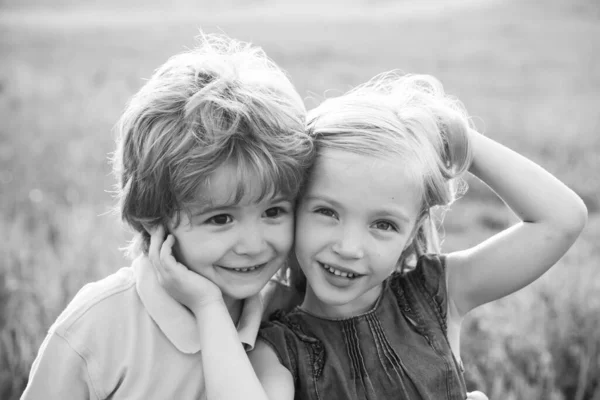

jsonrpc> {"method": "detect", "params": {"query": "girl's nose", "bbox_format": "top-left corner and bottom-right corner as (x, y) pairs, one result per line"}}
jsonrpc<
(331, 227), (364, 259)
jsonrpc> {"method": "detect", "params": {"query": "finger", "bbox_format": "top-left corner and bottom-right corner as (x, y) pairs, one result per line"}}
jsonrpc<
(160, 234), (181, 277)
(466, 391), (488, 400)
(149, 225), (165, 264)
(149, 225), (166, 280)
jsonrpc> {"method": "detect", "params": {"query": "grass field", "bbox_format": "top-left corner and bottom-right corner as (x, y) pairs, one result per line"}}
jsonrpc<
(1, 0), (599, 398)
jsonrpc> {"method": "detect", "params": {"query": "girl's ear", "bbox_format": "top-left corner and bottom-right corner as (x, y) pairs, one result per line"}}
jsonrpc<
(396, 241), (418, 272)
(395, 212), (428, 272)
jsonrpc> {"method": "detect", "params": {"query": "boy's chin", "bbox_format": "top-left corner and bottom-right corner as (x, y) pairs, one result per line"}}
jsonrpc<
(219, 282), (266, 301)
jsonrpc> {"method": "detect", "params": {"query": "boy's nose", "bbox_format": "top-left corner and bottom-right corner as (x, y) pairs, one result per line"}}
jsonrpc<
(233, 225), (266, 256)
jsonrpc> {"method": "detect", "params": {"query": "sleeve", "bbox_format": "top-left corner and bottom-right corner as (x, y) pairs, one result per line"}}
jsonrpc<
(257, 320), (298, 382)
(415, 254), (448, 313)
(21, 331), (100, 400)
(390, 254), (449, 335)
(413, 253), (449, 333)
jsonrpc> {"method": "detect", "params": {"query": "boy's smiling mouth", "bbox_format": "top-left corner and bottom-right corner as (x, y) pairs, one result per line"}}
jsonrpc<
(216, 262), (268, 273)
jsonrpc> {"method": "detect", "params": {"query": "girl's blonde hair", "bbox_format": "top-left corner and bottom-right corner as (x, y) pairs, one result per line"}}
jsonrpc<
(111, 33), (315, 257)
(306, 72), (473, 273)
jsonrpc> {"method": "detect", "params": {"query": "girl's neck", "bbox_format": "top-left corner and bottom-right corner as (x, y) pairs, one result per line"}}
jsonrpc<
(300, 284), (383, 319)
(222, 294), (243, 325)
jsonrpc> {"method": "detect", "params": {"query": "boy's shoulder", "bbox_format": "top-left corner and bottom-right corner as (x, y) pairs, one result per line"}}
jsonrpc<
(50, 266), (139, 338)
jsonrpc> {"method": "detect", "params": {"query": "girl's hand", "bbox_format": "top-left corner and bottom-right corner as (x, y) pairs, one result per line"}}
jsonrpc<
(466, 391), (489, 400)
(149, 225), (224, 313)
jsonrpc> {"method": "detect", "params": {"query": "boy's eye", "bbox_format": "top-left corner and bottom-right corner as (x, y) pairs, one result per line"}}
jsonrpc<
(206, 214), (233, 225)
(372, 221), (397, 232)
(315, 207), (336, 218)
(264, 206), (287, 218)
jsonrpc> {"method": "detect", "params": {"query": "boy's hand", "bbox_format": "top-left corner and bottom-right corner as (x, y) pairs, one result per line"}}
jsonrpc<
(149, 225), (223, 313)
(466, 391), (489, 400)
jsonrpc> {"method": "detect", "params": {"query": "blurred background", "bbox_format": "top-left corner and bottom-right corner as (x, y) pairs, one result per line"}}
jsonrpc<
(1, 0), (599, 398)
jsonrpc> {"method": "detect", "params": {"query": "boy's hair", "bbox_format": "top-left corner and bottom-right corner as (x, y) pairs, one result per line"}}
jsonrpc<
(111, 33), (315, 257)
(306, 72), (473, 270)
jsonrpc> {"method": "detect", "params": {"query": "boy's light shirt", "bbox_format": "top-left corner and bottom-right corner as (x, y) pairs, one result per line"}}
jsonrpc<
(21, 255), (263, 400)
(134, 255), (263, 352)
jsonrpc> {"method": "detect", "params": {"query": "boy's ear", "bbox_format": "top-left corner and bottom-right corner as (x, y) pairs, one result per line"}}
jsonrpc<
(141, 223), (153, 235)
(141, 222), (164, 236)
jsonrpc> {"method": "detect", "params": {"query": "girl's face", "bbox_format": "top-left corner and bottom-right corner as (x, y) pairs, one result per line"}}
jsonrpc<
(295, 148), (422, 318)
(169, 164), (295, 302)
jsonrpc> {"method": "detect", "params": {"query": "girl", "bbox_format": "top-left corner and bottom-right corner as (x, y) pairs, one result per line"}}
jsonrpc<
(247, 73), (587, 399)
(151, 72), (585, 399)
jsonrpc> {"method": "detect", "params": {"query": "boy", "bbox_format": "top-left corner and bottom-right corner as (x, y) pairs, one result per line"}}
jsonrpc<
(21, 33), (314, 399)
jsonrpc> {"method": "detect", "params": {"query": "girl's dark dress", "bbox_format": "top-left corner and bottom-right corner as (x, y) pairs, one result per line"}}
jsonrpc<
(259, 254), (467, 400)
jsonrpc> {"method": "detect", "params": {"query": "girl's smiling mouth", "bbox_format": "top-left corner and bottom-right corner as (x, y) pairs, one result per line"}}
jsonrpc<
(318, 262), (362, 279)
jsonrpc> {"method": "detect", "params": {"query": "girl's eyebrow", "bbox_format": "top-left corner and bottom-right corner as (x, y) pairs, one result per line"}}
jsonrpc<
(374, 207), (412, 224)
(304, 194), (412, 224)
(303, 194), (342, 208)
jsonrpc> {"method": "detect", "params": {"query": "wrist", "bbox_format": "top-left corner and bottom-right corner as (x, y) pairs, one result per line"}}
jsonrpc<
(190, 297), (227, 316)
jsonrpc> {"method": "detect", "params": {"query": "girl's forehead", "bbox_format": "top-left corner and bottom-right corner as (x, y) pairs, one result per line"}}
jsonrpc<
(306, 148), (424, 216)
(314, 148), (420, 182)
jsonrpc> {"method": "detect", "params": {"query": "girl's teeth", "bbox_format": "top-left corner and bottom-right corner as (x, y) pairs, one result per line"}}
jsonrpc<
(323, 263), (357, 279)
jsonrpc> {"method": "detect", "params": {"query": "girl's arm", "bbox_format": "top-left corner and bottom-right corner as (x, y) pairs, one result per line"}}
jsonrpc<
(446, 130), (588, 317)
(148, 227), (270, 400)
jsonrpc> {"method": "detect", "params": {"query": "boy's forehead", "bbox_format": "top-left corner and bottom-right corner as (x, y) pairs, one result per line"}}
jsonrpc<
(191, 163), (283, 210)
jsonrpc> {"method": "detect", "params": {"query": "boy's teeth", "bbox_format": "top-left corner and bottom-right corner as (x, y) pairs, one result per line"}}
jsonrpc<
(233, 265), (259, 272)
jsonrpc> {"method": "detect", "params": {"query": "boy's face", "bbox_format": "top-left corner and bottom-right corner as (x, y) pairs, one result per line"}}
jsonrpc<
(168, 164), (295, 301)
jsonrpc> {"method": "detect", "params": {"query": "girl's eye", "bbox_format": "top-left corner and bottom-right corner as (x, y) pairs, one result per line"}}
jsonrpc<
(264, 206), (287, 218)
(206, 214), (233, 225)
(315, 208), (336, 218)
(373, 221), (397, 232)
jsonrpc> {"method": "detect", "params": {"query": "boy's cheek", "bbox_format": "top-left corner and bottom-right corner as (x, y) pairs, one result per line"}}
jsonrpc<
(270, 219), (295, 251)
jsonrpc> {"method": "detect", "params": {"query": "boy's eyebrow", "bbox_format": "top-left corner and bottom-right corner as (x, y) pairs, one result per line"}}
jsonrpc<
(270, 195), (293, 204)
(190, 204), (234, 216)
(190, 195), (292, 216)
(304, 194), (412, 223)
